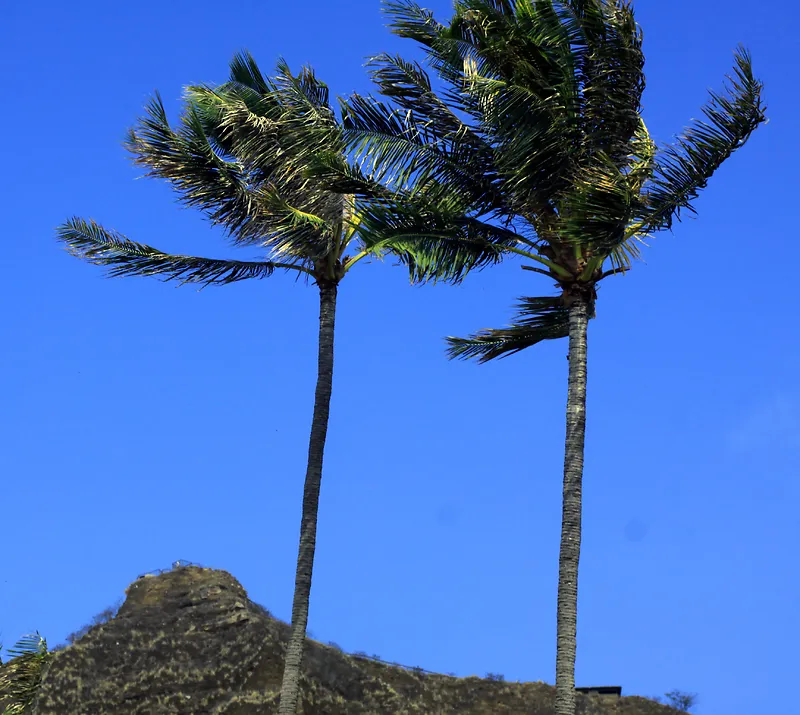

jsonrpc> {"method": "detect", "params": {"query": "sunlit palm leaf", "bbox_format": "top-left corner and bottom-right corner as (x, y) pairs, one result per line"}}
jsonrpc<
(125, 93), (264, 242)
(126, 86), (334, 259)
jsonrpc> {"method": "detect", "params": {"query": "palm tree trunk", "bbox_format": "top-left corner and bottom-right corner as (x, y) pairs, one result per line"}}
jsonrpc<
(278, 281), (337, 715)
(554, 294), (590, 715)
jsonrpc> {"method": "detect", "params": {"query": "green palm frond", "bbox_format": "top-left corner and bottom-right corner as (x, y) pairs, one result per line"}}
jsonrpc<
(446, 296), (570, 361)
(573, 0), (646, 163)
(356, 194), (526, 282)
(373, 0), (651, 237)
(125, 93), (264, 241)
(125, 83), (335, 259)
(625, 117), (657, 193)
(187, 85), (333, 206)
(184, 58), (349, 262)
(341, 94), (465, 186)
(273, 58), (335, 119)
(638, 45), (766, 233)
(465, 75), (577, 209)
(222, 52), (339, 157)
(196, 50), (538, 286)
(382, 0), (444, 48)
(0, 633), (50, 715)
(56, 218), (307, 285)
(340, 92), (503, 214)
(186, 84), (284, 175)
(557, 156), (636, 253)
(304, 150), (394, 200)
(353, 0), (763, 363)
(209, 53), (340, 172)
(383, 0), (581, 205)
(366, 53), (486, 149)
(229, 50), (274, 95)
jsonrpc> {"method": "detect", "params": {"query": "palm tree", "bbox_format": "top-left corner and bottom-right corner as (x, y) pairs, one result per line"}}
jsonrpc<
(320, 2), (766, 713)
(56, 54), (499, 714)
(0, 633), (51, 715)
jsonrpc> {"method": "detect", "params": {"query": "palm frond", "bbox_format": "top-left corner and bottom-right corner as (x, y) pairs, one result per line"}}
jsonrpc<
(446, 296), (570, 361)
(220, 52), (339, 160)
(0, 633), (50, 715)
(229, 50), (274, 95)
(575, 0), (646, 164)
(366, 53), (463, 132)
(472, 75), (576, 209)
(638, 45), (766, 232)
(383, 0), (504, 124)
(356, 195), (525, 283)
(274, 58), (334, 116)
(556, 155), (635, 252)
(185, 57), (345, 260)
(625, 116), (657, 193)
(187, 84), (283, 170)
(126, 85), (335, 259)
(124, 92), (271, 244)
(56, 218), (307, 285)
(304, 150), (394, 199)
(383, 0), (444, 47)
(366, 53), (492, 162)
(341, 93), (501, 210)
(383, 0), (586, 211)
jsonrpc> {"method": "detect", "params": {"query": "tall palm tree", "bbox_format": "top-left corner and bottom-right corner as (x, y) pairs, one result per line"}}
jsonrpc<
(56, 54), (499, 714)
(317, 2), (766, 713)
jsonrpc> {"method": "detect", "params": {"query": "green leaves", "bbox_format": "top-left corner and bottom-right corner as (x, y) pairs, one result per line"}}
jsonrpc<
(57, 5), (765, 359)
(0, 633), (50, 715)
(358, 205), (517, 283)
(576, 0), (646, 164)
(65, 48), (539, 291)
(125, 92), (265, 245)
(637, 45), (766, 233)
(447, 296), (570, 361)
(62, 54), (361, 287)
(354, 0), (764, 360)
(56, 218), (306, 286)
(368, 0), (653, 255)
(229, 50), (273, 95)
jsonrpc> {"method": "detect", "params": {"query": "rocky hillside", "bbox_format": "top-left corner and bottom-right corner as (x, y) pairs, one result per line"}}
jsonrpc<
(4, 566), (684, 714)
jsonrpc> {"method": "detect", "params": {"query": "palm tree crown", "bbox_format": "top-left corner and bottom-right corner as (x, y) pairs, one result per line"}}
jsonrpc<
(58, 52), (501, 290)
(319, 0), (765, 356)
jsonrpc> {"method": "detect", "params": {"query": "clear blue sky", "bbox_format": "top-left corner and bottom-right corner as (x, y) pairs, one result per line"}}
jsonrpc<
(1, 2), (796, 714)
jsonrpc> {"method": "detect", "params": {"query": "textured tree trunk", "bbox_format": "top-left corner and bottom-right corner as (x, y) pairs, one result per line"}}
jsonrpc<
(277, 282), (337, 715)
(554, 294), (590, 715)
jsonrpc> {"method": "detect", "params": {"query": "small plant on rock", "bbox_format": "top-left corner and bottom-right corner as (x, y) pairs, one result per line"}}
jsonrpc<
(665, 690), (697, 712)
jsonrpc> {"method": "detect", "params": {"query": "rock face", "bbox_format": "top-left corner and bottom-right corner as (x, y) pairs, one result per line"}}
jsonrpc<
(28, 566), (682, 714)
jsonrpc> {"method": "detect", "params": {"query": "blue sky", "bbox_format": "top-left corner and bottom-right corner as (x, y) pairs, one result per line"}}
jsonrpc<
(1, 1), (796, 713)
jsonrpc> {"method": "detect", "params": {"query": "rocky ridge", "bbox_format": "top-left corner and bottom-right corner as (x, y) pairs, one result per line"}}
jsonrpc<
(3, 566), (684, 714)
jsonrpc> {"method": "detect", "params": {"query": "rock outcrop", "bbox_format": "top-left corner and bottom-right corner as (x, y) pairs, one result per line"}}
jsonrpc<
(15, 566), (682, 714)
